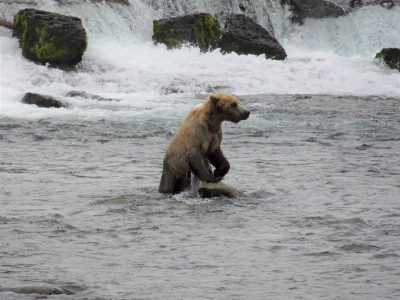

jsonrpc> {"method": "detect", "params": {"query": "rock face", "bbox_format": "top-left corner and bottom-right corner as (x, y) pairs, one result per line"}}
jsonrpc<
(219, 14), (287, 60)
(281, 0), (347, 24)
(198, 182), (240, 198)
(21, 93), (67, 108)
(375, 48), (400, 71)
(152, 13), (221, 53)
(12, 9), (87, 67)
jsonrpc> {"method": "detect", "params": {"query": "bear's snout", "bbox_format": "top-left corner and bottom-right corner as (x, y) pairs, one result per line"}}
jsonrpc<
(242, 110), (250, 120)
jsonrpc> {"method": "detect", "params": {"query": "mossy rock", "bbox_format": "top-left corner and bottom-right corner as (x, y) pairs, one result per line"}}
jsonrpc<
(375, 48), (400, 71)
(152, 13), (220, 53)
(13, 9), (87, 67)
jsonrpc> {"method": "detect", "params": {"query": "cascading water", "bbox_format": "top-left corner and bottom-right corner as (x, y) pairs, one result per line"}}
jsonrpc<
(1, 1), (400, 299)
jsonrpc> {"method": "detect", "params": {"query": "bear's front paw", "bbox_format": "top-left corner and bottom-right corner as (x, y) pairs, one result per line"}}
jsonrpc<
(205, 176), (220, 183)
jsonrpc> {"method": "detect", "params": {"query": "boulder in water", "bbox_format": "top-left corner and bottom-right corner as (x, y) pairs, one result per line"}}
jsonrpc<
(281, 0), (347, 24)
(199, 182), (240, 198)
(375, 48), (400, 71)
(219, 14), (287, 60)
(12, 9), (87, 67)
(152, 13), (221, 53)
(21, 92), (67, 108)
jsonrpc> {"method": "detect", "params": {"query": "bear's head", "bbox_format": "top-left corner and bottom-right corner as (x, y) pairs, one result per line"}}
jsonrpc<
(209, 93), (250, 123)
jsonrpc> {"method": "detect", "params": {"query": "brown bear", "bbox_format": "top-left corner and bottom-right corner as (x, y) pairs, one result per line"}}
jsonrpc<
(158, 93), (250, 194)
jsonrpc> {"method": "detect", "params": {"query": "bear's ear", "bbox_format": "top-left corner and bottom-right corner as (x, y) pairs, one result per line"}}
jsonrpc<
(210, 95), (218, 105)
(210, 95), (223, 112)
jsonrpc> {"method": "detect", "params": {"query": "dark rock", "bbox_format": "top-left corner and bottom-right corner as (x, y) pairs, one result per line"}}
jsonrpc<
(281, 0), (347, 24)
(375, 48), (400, 71)
(219, 14), (287, 60)
(350, 0), (396, 9)
(199, 182), (240, 198)
(152, 13), (221, 53)
(21, 92), (67, 108)
(12, 9), (87, 67)
(65, 90), (119, 101)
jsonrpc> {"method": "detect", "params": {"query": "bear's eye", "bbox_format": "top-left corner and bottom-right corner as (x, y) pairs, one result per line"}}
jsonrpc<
(231, 103), (238, 108)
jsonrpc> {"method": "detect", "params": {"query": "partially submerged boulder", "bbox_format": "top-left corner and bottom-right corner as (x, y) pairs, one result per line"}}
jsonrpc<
(13, 9), (87, 67)
(350, 0), (395, 9)
(152, 13), (221, 53)
(375, 48), (400, 71)
(199, 182), (240, 198)
(281, 0), (346, 24)
(219, 14), (287, 60)
(21, 92), (67, 108)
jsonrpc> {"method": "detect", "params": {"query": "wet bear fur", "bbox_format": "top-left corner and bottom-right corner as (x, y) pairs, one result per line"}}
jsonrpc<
(159, 93), (250, 194)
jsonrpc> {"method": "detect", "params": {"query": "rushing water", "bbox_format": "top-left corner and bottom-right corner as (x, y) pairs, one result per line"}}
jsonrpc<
(1, 0), (400, 299)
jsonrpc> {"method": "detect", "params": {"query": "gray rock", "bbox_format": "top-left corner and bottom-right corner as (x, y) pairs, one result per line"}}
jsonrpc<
(281, 0), (347, 24)
(199, 182), (240, 198)
(66, 90), (119, 101)
(0, 285), (66, 295)
(219, 14), (287, 60)
(21, 92), (67, 108)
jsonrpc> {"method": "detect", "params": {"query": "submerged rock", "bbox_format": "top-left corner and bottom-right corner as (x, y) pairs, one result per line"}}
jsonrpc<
(21, 92), (67, 108)
(0, 285), (66, 295)
(66, 90), (119, 101)
(375, 48), (400, 71)
(281, 0), (347, 24)
(199, 182), (240, 198)
(219, 14), (287, 60)
(152, 13), (221, 53)
(12, 9), (87, 67)
(350, 0), (395, 9)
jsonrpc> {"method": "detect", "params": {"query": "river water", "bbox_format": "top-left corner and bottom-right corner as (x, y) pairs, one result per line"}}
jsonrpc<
(1, 0), (400, 299)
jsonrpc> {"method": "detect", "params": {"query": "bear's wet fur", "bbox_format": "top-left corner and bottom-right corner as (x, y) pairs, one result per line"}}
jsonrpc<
(159, 93), (250, 194)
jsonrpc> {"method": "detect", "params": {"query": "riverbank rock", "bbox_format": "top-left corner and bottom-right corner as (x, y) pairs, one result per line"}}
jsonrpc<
(375, 48), (400, 71)
(152, 13), (221, 53)
(199, 182), (240, 198)
(12, 9), (87, 67)
(281, 0), (347, 24)
(219, 14), (287, 60)
(21, 93), (67, 108)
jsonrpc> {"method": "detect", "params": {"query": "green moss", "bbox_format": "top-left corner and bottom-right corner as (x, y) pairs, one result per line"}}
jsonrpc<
(30, 26), (68, 61)
(193, 14), (220, 53)
(153, 20), (183, 49)
(13, 10), (28, 47)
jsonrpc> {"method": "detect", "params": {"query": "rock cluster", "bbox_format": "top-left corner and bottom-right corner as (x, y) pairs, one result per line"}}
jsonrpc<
(153, 13), (287, 60)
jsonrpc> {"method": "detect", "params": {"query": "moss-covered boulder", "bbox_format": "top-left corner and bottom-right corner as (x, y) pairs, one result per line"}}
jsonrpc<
(13, 9), (87, 67)
(219, 14), (287, 60)
(152, 13), (220, 53)
(375, 48), (400, 71)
